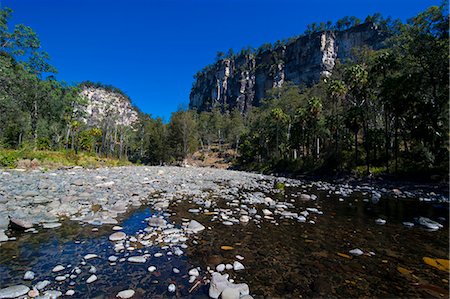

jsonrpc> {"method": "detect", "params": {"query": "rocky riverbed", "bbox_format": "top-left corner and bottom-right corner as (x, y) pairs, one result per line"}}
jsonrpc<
(0, 166), (448, 298)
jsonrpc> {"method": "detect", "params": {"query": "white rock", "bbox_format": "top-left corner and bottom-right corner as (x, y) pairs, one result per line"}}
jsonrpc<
(216, 264), (225, 272)
(84, 254), (98, 260)
(112, 226), (123, 231)
(44, 290), (63, 298)
(52, 265), (65, 272)
(418, 217), (442, 230)
(233, 261), (245, 271)
(173, 268), (180, 274)
(168, 284), (176, 293)
(221, 287), (240, 299)
(235, 255), (244, 260)
(209, 272), (229, 299)
(108, 255), (118, 262)
(86, 274), (97, 284)
(154, 253), (163, 258)
(0, 230), (8, 242)
(239, 215), (250, 223)
(148, 266), (156, 272)
(55, 275), (66, 281)
(262, 209), (272, 216)
(35, 280), (50, 290)
(349, 248), (364, 256)
(109, 232), (126, 241)
(375, 218), (386, 225)
(225, 264), (233, 270)
(23, 271), (35, 280)
(65, 290), (75, 296)
(127, 256), (146, 263)
(42, 223), (61, 229)
(0, 285), (30, 298)
(188, 268), (199, 277)
(116, 289), (135, 298)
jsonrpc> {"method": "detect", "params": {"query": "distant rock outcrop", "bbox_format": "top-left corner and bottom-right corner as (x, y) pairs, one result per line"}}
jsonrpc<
(189, 23), (387, 113)
(79, 85), (139, 128)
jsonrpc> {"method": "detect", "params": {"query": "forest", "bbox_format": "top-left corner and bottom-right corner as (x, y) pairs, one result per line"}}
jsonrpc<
(0, 3), (448, 179)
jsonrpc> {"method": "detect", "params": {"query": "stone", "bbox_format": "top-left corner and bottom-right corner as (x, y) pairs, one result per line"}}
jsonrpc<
(116, 289), (135, 298)
(9, 218), (33, 230)
(349, 248), (364, 256)
(42, 223), (61, 229)
(233, 261), (245, 271)
(0, 230), (8, 242)
(128, 256), (147, 263)
(35, 280), (50, 290)
(86, 274), (97, 283)
(108, 255), (118, 262)
(55, 276), (66, 281)
(0, 285), (30, 299)
(186, 220), (205, 233)
(109, 232), (126, 241)
(23, 271), (35, 280)
(418, 217), (443, 230)
(188, 268), (199, 277)
(65, 290), (75, 296)
(44, 290), (62, 298)
(262, 209), (272, 216)
(52, 265), (65, 272)
(112, 226), (123, 231)
(208, 272), (229, 299)
(84, 254), (98, 260)
(216, 264), (225, 272)
(28, 289), (39, 298)
(173, 268), (180, 274)
(375, 218), (386, 225)
(148, 217), (166, 227)
(148, 266), (156, 272)
(221, 287), (240, 299)
(168, 284), (176, 293)
(239, 215), (249, 223)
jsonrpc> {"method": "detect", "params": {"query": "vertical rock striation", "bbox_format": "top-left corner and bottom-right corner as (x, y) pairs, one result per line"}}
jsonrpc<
(189, 23), (386, 113)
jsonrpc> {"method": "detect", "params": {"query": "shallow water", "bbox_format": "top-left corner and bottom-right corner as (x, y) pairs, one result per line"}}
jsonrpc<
(0, 183), (448, 298)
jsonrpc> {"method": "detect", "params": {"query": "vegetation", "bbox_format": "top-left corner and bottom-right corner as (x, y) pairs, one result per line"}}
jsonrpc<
(0, 4), (448, 180)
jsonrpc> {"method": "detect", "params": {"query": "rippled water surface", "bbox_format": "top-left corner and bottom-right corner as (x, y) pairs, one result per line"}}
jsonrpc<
(0, 183), (448, 298)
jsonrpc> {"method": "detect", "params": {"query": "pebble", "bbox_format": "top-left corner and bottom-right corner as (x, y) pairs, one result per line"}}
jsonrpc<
(148, 266), (157, 272)
(86, 274), (97, 283)
(65, 290), (75, 296)
(84, 254), (98, 260)
(109, 232), (127, 241)
(349, 248), (364, 256)
(188, 268), (199, 277)
(116, 289), (135, 298)
(233, 261), (245, 271)
(35, 280), (50, 290)
(173, 268), (180, 274)
(0, 285), (30, 298)
(52, 265), (65, 272)
(42, 223), (61, 229)
(168, 283), (176, 293)
(216, 264), (225, 272)
(128, 256), (147, 263)
(44, 290), (62, 298)
(108, 255), (118, 262)
(375, 218), (386, 225)
(23, 271), (35, 280)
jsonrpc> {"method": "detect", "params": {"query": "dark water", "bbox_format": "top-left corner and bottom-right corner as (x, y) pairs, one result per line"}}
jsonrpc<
(0, 208), (200, 298)
(0, 186), (448, 298)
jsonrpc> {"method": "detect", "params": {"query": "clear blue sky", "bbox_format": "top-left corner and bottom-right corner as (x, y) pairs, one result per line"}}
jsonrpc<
(1, 0), (440, 120)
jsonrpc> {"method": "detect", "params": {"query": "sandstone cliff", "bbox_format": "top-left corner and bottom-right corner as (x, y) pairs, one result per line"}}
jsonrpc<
(190, 22), (386, 113)
(79, 85), (139, 128)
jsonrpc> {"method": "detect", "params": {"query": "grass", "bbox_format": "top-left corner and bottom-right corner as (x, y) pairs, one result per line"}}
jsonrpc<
(0, 148), (133, 169)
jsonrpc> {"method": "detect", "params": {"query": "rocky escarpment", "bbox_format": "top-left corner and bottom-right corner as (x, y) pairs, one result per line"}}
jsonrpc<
(190, 23), (386, 113)
(79, 86), (139, 128)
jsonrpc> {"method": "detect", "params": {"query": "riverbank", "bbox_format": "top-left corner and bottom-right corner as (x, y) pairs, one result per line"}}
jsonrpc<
(0, 166), (448, 298)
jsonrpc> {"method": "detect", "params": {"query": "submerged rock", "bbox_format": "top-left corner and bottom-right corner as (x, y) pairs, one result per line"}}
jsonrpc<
(86, 274), (97, 283)
(109, 232), (126, 241)
(127, 256), (147, 263)
(116, 289), (135, 298)
(0, 285), (30, 299)
(23, 271), (35, 280)
(187, 220), (205, 233)
(417, 217), (443, 230)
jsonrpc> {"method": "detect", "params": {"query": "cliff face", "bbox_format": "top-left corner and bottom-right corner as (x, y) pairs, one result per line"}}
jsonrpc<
(190, 23), (386, 113)
(79, 86), (139, 128)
